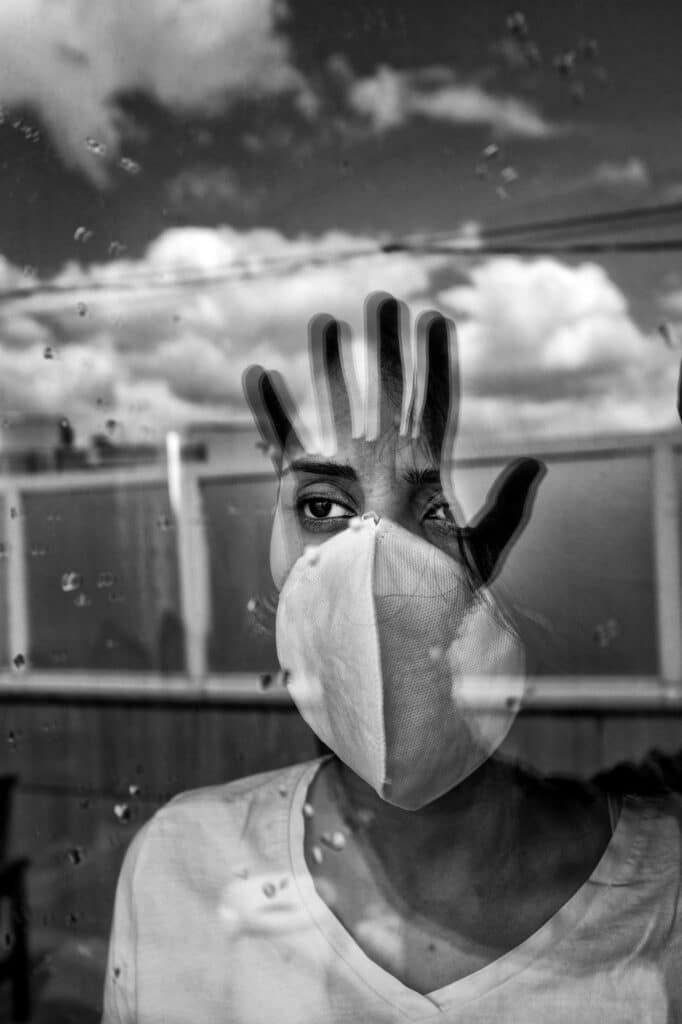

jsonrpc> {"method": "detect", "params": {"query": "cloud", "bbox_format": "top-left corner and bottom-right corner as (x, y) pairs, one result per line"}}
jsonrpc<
(0, 230), (677, 451)
(347, 64), (558, 138)
(0, 225), (448, 440)
(439, 257), (678, 449)
(0, 0), (303, 185)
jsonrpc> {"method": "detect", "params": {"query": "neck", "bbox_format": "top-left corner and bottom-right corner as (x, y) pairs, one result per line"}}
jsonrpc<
(327, 754), (522, 873)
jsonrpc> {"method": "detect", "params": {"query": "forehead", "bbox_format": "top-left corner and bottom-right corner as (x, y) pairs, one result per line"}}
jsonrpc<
(283, 428), (438, 485)
(292, 359), (439, 467)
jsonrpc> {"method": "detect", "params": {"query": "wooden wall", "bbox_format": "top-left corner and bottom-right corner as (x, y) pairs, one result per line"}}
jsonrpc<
(0, 697), (681, 947)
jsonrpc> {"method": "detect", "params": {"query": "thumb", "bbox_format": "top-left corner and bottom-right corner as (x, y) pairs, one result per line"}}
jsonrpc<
(463, 457), (546, 585)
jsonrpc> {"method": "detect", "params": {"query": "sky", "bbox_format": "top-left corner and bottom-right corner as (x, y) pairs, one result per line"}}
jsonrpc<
(0, 0), (681, 451)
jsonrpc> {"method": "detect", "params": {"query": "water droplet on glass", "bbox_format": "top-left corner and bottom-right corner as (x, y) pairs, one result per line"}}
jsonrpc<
(128, 784), (140, 797)
(73, 227), (93, 243)
(246, 597), (257, 613)
(73, 593), (91, 608)
(483, 143), (500, 160)
(157, 514), (173, 531)
(118, 156), (141, 175)
(356, 808), (375, 828)
(579, 36), (599, 59)
(7, 730), (16, 746)
(321, 830), (346, 851)
(67, 847), (83, 866)
(658, 322), (679, 347)
(262, 881), (277, 899)
(61, 572), (82, 593)
(278, 784), (288, 797)
(113, 967), (121, 981)
(43, 346), (54, 360)
(500, 166), (518, 184)
(107, 241), (127, 257)
(76, 302), (87, 317)
(569, 81), (586, 104)
(113, 803), (130, 822)
(259, 673), (273, 690)
(505, 10), (528, 37)
(523, 40), (541, 65)
(97, 571), (114, 588)
(302, 802), (314, 819)
(12, 655), (25, 670)
(311, 844), (323, 865)
(85, 136), (107, 156)
(304, 545), (320, 566)
(553, 50), (576, 76)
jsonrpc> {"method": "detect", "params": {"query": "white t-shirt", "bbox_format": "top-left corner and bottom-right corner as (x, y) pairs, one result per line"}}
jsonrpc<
(101, 758), (682, 1024)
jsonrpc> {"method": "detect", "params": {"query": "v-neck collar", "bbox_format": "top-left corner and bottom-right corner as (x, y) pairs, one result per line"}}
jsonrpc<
(287, 758), (648, 1020)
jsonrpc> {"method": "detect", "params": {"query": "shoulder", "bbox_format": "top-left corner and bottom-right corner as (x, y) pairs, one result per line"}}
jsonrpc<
(121, 759), (322, 888)
(161, 758), (319, 821)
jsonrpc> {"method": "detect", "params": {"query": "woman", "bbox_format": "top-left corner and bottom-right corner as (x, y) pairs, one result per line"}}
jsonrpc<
(102, 293), (682, 1023)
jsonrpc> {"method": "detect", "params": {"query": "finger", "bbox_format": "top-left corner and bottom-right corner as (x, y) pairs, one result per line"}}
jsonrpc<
(411, 313), (459, 468)
(335, 319), (365, 439)
(242, 365), (303, 471)
(308, 315), (365, 449)
(464, 457), (546, 585)
(363, 292), (410, 441)
(308, 314), (340, 455)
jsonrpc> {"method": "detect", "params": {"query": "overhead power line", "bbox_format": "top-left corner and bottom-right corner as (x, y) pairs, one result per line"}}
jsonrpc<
(383, 238), (682, 256)
(404, 201), (682, 246)
(2, 199), (682, 305)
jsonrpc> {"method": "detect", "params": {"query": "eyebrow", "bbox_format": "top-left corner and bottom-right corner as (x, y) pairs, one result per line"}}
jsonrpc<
(283, 459), (358, 481)
(283, 459), (442, 487)
(404, 468), (442, 487)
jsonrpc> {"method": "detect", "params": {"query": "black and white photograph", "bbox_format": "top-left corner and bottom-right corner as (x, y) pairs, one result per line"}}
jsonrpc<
(0, 1), (682, 1020)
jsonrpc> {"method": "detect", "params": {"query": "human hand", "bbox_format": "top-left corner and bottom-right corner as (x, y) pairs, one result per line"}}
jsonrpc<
(243, 291), (544, 589)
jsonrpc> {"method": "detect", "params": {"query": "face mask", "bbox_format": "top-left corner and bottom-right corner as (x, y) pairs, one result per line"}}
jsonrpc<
(276, 516), (525, 811)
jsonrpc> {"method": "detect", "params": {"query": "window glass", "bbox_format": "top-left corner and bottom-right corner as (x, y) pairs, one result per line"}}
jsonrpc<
(1, 3), (682, 1021)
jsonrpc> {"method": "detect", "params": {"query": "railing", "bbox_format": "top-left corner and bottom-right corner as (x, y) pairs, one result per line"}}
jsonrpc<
(0, 429), (681, 709)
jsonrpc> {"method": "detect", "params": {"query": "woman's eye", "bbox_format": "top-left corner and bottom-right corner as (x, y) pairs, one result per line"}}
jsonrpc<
(300, 498), (354, 521)
(423, 501), (456, 526)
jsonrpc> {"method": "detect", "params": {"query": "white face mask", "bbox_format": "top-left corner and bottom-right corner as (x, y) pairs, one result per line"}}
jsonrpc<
(276, 515), (526, 810)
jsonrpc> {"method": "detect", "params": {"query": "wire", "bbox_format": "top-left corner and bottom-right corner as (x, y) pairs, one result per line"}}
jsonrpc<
(383, 238), (682, 255)
(401, 201), (682, 246)
(3, 198), (682, 306)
